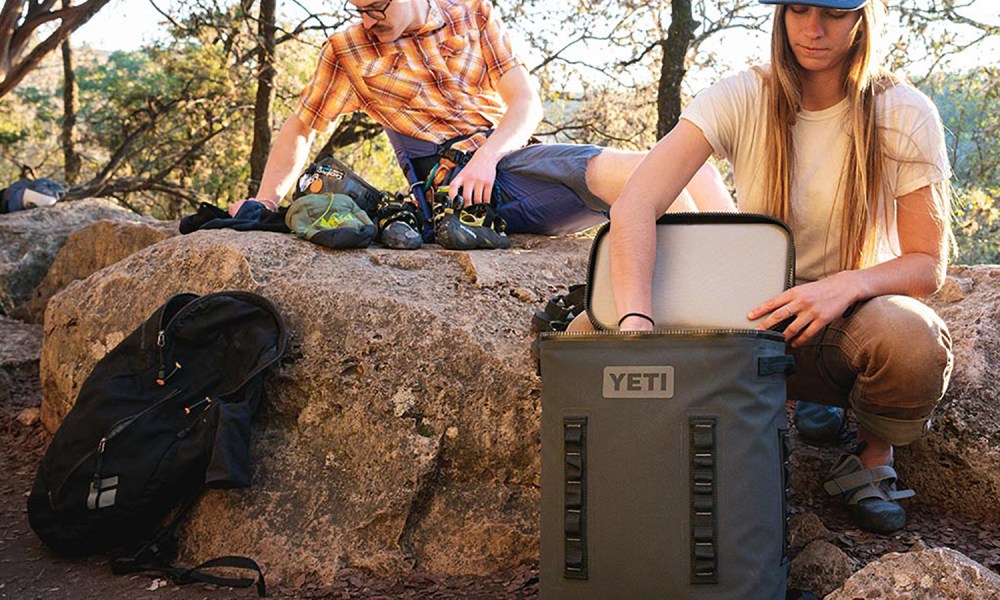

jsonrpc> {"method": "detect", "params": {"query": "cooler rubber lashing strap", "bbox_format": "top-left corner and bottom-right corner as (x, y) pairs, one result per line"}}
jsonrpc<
(564, 416), (588, 580)
(690, 417), (718, 584)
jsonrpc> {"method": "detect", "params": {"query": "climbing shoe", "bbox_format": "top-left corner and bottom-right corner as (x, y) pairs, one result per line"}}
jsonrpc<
(375, 194), (423, 250)
(432, 191), (510, 250)
(823, 444), (914, 534)
(793, 401), (848, 445)
(294, 155), (383, 217)
(532, 284), (587, 333)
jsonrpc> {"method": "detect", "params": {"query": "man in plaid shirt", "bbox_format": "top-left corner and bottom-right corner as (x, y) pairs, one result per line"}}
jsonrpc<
(231, 0), (731, 243)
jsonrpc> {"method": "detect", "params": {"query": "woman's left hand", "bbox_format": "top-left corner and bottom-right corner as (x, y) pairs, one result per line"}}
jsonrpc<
(749, 271), (863, 347)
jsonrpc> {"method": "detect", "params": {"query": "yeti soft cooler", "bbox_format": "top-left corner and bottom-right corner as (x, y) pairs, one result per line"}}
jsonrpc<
(538, 213), (795, 599)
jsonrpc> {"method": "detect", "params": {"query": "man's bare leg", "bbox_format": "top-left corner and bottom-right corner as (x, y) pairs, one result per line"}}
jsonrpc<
(584, 148), (734, 213)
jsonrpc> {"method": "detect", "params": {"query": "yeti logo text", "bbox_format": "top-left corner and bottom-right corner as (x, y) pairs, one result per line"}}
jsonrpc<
(603, 367), (675, 398)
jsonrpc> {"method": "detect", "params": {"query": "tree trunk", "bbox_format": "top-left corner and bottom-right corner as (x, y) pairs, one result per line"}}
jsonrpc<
(248, 0), (276, 197)
(60, 0), (80, 184)
(0, 0), (113, 99)
(656, 0), (696, 140)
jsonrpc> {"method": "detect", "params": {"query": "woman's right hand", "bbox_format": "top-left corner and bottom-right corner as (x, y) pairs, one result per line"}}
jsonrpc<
(618, 314), (656, 332)
(608, 120), (716, 332)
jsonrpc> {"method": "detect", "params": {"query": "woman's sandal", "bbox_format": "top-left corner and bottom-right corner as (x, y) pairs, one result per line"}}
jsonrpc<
(823, 450), (914, 534)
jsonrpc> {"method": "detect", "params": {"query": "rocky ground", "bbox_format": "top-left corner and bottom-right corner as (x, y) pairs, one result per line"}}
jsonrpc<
(788, 417), (1000, 574)
(3, 360), (998, 599)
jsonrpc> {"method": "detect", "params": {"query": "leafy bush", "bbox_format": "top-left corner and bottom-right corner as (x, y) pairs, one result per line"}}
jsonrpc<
(952, 186), (999, 265)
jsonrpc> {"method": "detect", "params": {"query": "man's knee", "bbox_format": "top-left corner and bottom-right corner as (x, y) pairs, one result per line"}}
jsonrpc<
(687, 161), (735, 212)
(693, 161), (722, 183)
(584, 149), (645, 204)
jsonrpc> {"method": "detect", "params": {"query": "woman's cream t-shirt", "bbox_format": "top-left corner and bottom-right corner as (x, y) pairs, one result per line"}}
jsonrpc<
(681, 68), (950, 284)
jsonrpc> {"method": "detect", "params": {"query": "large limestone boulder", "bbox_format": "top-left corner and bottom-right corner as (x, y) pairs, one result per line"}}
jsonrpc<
(37, 225), (1000, 584)
(0, 199), (160, 317)
(40, 230), (589, 583)
(825, 547), (1000, 599)
(896, 265), (1000, 522)
(18, 219), (176, 323)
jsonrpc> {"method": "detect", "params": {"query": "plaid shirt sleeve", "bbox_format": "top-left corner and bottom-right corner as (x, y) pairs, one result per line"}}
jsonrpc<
(295, 39), (361, 132)
(475, 0), (521, 90)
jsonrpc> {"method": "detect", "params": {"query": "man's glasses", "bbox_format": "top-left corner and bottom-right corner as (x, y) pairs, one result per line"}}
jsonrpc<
(344, 0), (394, 21)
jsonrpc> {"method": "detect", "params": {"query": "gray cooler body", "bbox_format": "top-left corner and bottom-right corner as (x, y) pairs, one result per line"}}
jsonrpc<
(539, 331), (792, 599)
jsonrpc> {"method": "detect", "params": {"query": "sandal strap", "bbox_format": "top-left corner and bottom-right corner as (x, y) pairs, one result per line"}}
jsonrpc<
(823, 461), (916, 503)
(845, 481), (915, 505)
(824, 464), (898, 496)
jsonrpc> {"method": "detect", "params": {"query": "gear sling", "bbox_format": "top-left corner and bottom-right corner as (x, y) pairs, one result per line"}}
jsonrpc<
(385, 128), (508, 242)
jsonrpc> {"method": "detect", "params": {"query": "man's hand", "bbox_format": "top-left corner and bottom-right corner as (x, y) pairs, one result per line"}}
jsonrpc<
(227, 198), (278, 217)
(448, 151), (500, 206)
(749, 271), (862, 347)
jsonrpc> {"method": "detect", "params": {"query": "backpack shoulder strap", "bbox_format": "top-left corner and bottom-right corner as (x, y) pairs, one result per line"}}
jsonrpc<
(110, 492), (267, 596)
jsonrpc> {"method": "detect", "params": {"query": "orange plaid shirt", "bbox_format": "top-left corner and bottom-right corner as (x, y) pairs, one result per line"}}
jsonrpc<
(295, 0), (521, 153)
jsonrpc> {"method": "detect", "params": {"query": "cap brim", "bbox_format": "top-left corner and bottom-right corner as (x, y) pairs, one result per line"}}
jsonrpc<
(758, 0), (868, 8)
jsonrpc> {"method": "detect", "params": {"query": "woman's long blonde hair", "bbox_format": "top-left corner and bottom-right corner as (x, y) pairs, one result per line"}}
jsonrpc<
(760, 1), (945, 271)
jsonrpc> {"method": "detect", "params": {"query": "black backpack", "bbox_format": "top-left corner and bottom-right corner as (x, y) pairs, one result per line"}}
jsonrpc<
(0, 177), (66, 213)
(28, 291), (287, 594)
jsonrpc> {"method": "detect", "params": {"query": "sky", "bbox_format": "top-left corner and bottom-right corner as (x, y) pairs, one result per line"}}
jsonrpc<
(73, 0), (999, 85)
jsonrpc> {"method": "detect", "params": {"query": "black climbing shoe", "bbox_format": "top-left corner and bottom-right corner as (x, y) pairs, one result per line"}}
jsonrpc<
(823, 445), (914, 534)
(532, 284), (587, 333)
(432, 193), (509, 250)
(376, 194), (424, 250)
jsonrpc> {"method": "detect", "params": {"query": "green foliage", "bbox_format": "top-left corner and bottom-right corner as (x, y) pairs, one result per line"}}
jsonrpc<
(0, 116), (28, 146)
(921, 67), (1000, 190)
(953, 186), (1000, 265)
(0, 59), (63, 181)
(920, 67), (1000, 265)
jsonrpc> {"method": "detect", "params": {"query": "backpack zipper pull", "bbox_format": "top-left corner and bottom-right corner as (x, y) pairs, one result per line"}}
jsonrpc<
(94, 436), (108, 478)
(184, 396), (212, 416)
(156, 331), (166, 385)
(162, 362), (182, 383)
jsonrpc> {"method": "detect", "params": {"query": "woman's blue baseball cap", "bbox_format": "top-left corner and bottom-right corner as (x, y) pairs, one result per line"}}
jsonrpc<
(759, 0), (868, 8)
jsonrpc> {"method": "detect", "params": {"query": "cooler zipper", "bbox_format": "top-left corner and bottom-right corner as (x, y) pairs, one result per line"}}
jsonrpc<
(536, 329), (787, 377)
(540, 328), (786, 341)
